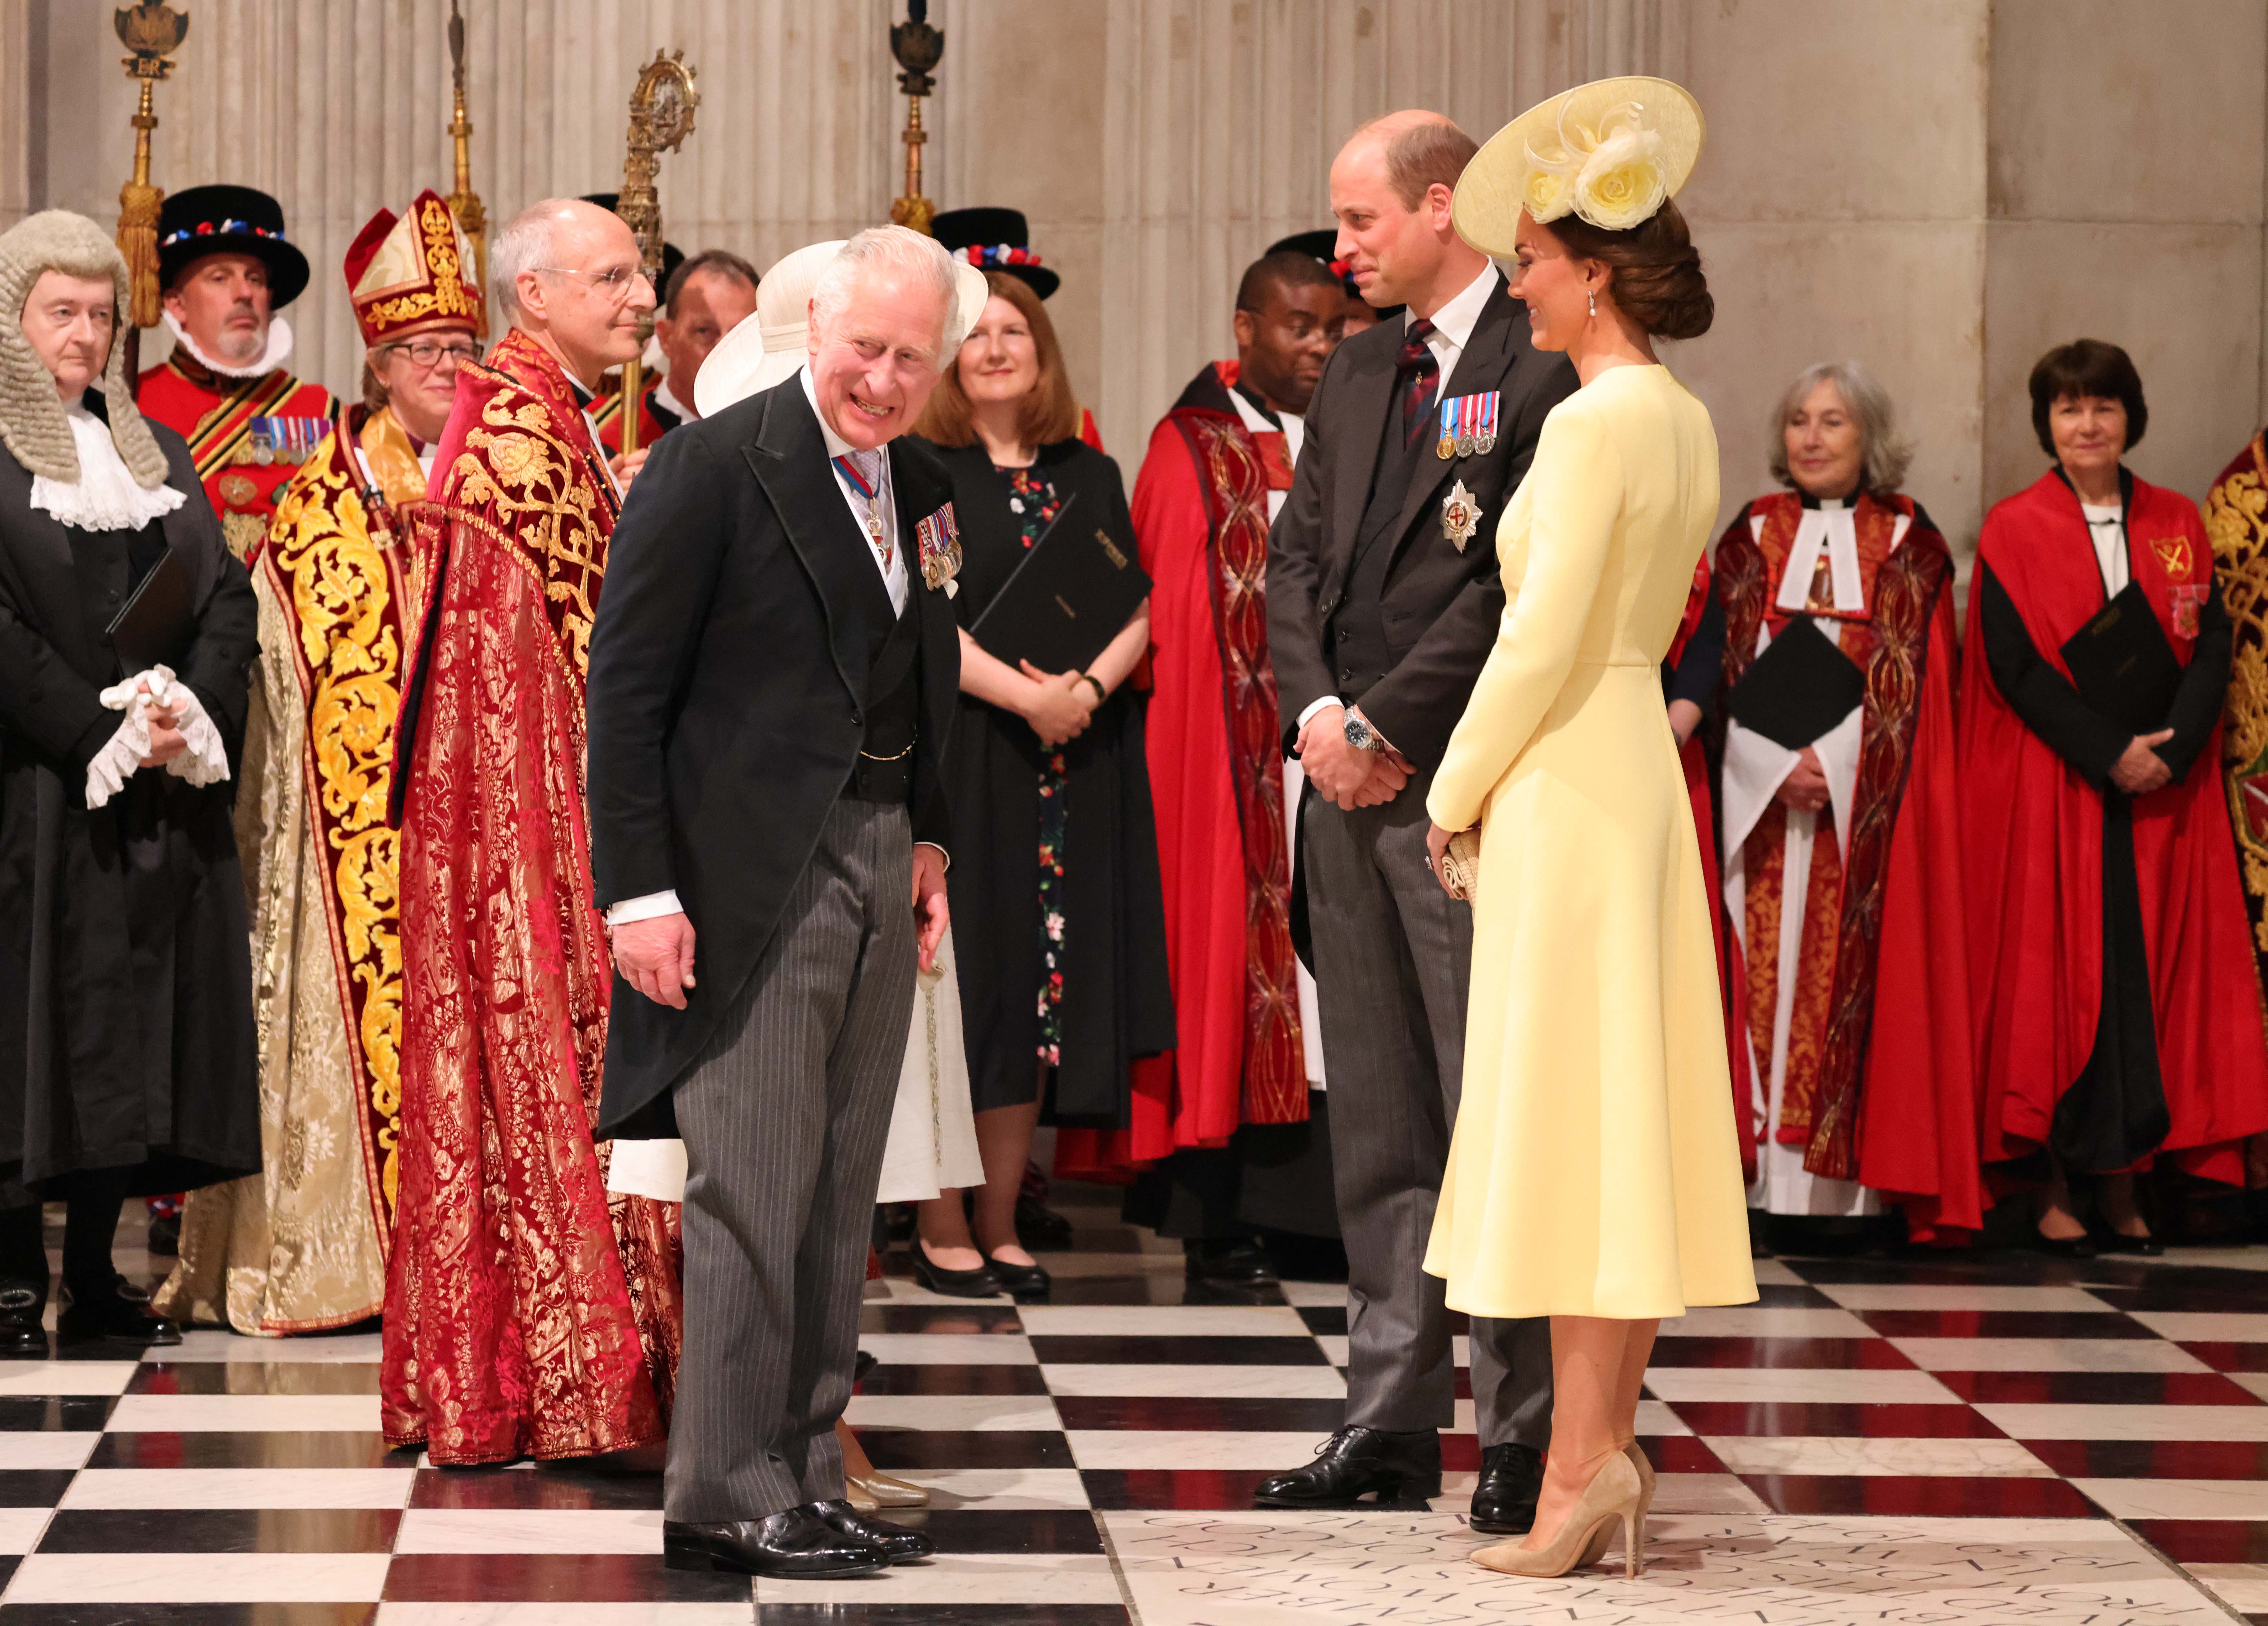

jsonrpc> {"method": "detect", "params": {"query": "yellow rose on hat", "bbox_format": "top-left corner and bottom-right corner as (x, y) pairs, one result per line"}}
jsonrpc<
(1524, 166), (1574, 224)
(1572, 123), (1670, 231)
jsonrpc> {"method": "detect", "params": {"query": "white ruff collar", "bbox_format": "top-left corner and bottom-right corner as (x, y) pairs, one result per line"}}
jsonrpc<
(162, 309), (296, 381)
(30, 401), (186, 533)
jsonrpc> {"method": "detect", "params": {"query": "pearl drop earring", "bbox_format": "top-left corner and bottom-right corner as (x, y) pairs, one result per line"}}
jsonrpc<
(1587, 288), (1597, 319)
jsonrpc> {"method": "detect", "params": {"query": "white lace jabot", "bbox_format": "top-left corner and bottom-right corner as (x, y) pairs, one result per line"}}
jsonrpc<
(29, 401), (186, 533)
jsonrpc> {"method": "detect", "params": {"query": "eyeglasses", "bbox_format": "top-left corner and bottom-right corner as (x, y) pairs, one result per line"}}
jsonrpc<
(534, 265), (652, 300)
(384, 339), (481, 368)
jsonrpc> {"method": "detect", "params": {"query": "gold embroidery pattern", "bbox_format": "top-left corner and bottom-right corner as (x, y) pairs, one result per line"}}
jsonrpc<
(2210, 438), (2268, 952)
(453, 397), (607, 686)
(265, 428), (410, 1238)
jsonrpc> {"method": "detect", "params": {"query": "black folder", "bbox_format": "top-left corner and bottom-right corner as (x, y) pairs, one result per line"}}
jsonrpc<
(2060, 580), (2183, 735)
(1726, 615), (1866, 751)
(104, 546), (194, 678)
(969, 492), (1154, 676)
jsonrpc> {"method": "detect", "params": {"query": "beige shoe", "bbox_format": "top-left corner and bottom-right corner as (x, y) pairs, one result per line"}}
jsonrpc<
(847, 1470), (930, 1510)
(1576, 1441), (1655, 1569)
(1474, 1450), (1644, 1580)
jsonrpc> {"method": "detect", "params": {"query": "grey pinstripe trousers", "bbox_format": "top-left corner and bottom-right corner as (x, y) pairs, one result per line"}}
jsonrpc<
(664, 799), (916, 1522)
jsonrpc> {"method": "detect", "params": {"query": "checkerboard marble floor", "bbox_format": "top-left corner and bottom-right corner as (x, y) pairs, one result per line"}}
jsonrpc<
(3, 1197), (2268, 1623)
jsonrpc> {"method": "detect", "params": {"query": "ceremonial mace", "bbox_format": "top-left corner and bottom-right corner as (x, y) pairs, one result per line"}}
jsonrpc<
(613, 49), (698, 459)
(446, 0), (488, 336)
(113, 2), (189, 387)
(888, 0), (943, 234)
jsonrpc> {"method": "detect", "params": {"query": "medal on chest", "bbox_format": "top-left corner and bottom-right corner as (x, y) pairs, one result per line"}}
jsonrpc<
(216, 470), (261, 509)
(1441, 479), (1482, 552)
(1437, 390), (1501, 461)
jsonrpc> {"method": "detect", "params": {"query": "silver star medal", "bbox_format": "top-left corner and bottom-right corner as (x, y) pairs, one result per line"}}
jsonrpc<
(1441, 479), (1481, 552)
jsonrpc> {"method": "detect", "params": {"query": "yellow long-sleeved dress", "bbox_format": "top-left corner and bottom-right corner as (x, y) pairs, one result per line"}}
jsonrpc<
(1424, 363), (1758, 1320)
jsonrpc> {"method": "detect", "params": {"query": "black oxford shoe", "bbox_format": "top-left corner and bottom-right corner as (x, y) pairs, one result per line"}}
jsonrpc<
(810, 1498), (934, 1564)
(1252, 1425), (1442, 1508)
(56, 1280), (178, 1348)
(0, 1281), (45, 1356)
(1185, 1237), (1278, 1288)
(1468, 1441), (1545, 1534)
(663, 1507), (891, 1578)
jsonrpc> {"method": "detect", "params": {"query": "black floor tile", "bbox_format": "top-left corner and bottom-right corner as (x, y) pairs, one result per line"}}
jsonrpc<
(890, 1508), (1103, 1552)
(2024, 1438), (2268, 1479)
(0, 1472), (77, 1507)
(128, 1362), (382, 1395)
(37, 1507), (401, 1553)
(0, 1396), (115, 1430)
(1080, 1467), (1281, 1509)
(855, 1429), (1076, 1470)
(84, 1431), (406, 1469)
(1649, 1336), (1912, 1369)
(1668, 1401), (2004, 1437)
(1933, 1369), (2260, 1405)
(1053, 1395), (1346, 1432)
(0, 1608), (372, 1626)
(2130, 1519), (2268, 1563)
(384, 1552), (751, 1603)
(1847, 1309), (2155, 1339)
(410, 1464), (663, 1510)
(856, 1362), (1049, 1395)
(1027, 1334), (1327, 1366)
(1741, 1473), (2095, 1516)
(860, 1304), (1025, 1335)
(1295, 1305), (1347, 1336)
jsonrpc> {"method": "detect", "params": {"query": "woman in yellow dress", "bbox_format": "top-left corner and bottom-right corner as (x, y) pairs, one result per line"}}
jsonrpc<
(1422, 79), (1757, 1579)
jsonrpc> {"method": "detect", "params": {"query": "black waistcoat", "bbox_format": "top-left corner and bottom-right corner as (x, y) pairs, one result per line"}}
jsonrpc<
(1325, 399), (1433, 704)
(847, 588), (923, 803)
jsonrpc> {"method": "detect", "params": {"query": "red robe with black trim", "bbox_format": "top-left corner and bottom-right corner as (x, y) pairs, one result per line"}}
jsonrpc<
(1717, 492), (1980, 1236)
(593, 378), (683, 458)
(381, 329), (680, 1464)
(1962, 470), (2268, 1185)
(137, 356), (335, 564)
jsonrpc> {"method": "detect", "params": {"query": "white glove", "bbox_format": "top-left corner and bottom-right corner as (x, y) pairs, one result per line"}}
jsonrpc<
(84, 665), (231, 809)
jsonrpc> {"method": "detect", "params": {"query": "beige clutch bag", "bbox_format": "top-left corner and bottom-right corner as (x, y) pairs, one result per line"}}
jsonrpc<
(1439, 827), (1482, 902)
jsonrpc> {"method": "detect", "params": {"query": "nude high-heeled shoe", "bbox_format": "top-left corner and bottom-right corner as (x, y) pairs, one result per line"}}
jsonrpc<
(1473, 1449), (1644, 1580)
(846, 1470), (930, 1512)
(1576, 1441), (1655, 1569)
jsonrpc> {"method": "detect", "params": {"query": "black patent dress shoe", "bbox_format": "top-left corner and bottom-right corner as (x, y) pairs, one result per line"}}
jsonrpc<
(1252, 1425), (1441, 1508)
(2100, 1230), (2166, 1257)
(56, 1281), (179, 1347)
(1015, 1192), (1074, 1250)
(1185, 1238), (1278, 1288)
(810, 1498), (934, 1564)
(1468, 1441), (1545, 1534)
(854, 1348), (879, 1386)
(0, 1280), (47, 1356)
(2031, 1228), (2099, 1260)
(986, 1253), (1051, 1303)
(909, 1242), (1002, 1300)
(663, 1507), (891, 1577)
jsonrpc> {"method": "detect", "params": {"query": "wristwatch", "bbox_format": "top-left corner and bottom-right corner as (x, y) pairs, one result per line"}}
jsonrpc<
(1343, 711), (1384, 753)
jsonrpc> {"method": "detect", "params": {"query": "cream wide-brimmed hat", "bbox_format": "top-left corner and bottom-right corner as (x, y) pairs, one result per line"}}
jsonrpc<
(1453, 76), (1705, 258)
(694, 239), (991, 418)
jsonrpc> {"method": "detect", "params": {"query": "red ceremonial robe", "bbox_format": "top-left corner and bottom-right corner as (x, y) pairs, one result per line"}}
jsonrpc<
(594, 379), (683, 457)
(381, 330), (681, 1464)
(1963, 469), (2268, 1185)
(1717, 492), (1981, 1236)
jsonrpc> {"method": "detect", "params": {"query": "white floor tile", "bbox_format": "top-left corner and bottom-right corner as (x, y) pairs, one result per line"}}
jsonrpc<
(1040, 1364), (1347, 1398)
(1817, 1285), (2116, 1313)
(1635, 1399), (1692, 1437)
(394, 1507), (664, 1553)
(0, 1507), (51, 1553)
(377, 1608), (755, 1625)
(1278, 1282), (1345, 1308)
(2229, 1372), (2268, 1403)
(2196, 1576), (2268, 1611)
(857, 1332), (1034, 1365)
(1642, 1366), (1962, 1404)
(104, 1392), (383, 1432)
(2127, 1311), (2268, 1343)
(1016, 1304), (1314, 1338)
(165, 1329), (385, 1363)
(2070, 1478), (2268, 1519)
(1066, 1429), (1332, 1470)
(844, 1393), (1060, 1432)
(758, 1551), (1123, 1605)
(0, 1432), (99, 1469)
(1974, 1403), (2268, 1441)
(1315, 1335), (1348, 1366)
(62, 1467), (416, 1509)
(1888, 1337), (2212, 1373)
(6, 1550), (393, 1603)
(1706, 1435), (2058, 1477)
(909, 1467), (1091, 1509)
(1661, 1306), (1879, 1339)
(1749, 1259), (1807, 1286)
(0, 1361), (139, 1396)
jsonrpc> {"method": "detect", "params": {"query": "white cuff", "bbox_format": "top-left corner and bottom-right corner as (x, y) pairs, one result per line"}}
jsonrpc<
(1296, 695), (1345, 729)
(915, 839), (950, 872)
(85, 665), (231, 808)
(606, 889), (684, 927)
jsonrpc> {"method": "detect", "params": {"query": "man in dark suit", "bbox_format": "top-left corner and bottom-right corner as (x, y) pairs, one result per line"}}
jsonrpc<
(1260, 112), (1578, 1532)
(585, 227), (963, 1579)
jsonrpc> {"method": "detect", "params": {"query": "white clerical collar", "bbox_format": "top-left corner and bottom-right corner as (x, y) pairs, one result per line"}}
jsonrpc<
(654, 376), (693, 423)
(1411, 262), (1499, 352)
(799, 364), (857, 460)
(163, 309), (295, 381)
(2081, 501), (2122, 523)
(1775, 497), (1866, 616)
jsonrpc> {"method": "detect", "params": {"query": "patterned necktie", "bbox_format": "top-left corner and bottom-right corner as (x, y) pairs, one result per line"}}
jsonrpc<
(1397, 317), (1440, 448)
(844, 448), (890, 570)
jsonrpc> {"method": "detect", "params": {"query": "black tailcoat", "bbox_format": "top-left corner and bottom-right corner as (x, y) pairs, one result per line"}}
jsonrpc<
(588, 379), (960, 1133)
(1266, 277), (1578, 768)
(0, 397), (260, 1195)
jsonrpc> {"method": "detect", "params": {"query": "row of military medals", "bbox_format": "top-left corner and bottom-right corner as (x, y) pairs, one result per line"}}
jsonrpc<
(1437, 389), (1499, 553)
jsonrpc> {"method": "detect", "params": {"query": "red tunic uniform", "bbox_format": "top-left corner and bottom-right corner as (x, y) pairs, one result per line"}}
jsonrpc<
(136, 356), (335, 564)
(593, 379), (683, 457)
(1962, 469), (2268, 1185)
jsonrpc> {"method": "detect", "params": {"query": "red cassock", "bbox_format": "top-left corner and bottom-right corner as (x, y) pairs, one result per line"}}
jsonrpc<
(1717, 493), (1981, 1237)
(381, 330), (681, 1464)
(1962, 470), (2268, 1185)
(1054, 362), (1307, 1181)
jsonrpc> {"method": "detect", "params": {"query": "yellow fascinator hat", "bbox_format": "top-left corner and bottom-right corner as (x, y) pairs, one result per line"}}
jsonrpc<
(1453, 76), (1705, 258)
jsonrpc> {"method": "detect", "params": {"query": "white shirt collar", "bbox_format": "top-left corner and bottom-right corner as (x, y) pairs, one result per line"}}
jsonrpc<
(799, 364), (855, 460)
(1411, 262), (1499, 353)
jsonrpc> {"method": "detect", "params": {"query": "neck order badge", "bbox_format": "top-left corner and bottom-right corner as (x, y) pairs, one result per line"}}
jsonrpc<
(833, 451), (893, 572)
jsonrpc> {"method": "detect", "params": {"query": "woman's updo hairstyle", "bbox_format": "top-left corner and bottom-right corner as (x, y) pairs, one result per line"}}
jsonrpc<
(1544, 198), (1713, 342)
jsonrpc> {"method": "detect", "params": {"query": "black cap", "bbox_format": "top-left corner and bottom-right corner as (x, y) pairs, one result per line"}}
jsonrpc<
(930, 206), (1060, 301)
(582, 194), (686, 287)
(1268, 227), (1400, 323)
(157, 184), (312, 309)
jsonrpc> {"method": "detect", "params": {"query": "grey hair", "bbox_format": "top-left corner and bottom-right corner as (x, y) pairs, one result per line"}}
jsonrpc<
(810, 226), (964, 365)
(490, 199), (573, 328)
(0, 210), (169, 487)
(1768, 359), (1914, 495)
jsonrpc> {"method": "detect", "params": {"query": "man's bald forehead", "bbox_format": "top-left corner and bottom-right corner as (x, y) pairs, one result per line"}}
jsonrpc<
(1344, 109), (1456, 157)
